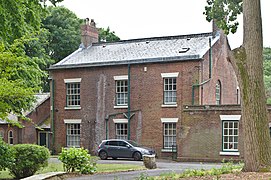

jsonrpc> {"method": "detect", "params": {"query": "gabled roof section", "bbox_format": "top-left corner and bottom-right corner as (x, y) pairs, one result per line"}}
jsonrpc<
(25, 93), (50, 117)
(50, 32), (220, 70)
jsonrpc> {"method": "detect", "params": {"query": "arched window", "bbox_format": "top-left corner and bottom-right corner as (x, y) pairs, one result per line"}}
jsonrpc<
(8, 130), (13, 145)
(0, 129), (4, 140)
(216, 80), (221, 105)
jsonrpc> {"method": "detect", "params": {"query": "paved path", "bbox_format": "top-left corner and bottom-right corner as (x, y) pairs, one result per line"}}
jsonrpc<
(67, 159), (222, 180)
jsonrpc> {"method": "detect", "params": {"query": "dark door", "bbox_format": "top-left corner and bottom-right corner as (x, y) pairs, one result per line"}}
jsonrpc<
(39, 132), (47, 147)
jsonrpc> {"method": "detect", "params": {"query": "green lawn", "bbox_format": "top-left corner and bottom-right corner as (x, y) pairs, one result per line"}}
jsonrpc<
(0, 161), (145, 179)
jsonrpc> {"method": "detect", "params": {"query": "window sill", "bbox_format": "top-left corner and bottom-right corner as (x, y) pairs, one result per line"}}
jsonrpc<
(65, 106), (81, 110)
(114, 106), (128, 109)
(161, 104), (177, 108)
(161, 149), (176, 152)
(219, 151), (240, 156)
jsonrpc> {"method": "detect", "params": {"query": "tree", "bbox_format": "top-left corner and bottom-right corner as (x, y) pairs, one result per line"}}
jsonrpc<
(99, 27), (120, 42)
(42, 6), (120, 63)
(42, 6), (83, 62)
(0, 0), (53, 121)
(205, 0), (271, 171)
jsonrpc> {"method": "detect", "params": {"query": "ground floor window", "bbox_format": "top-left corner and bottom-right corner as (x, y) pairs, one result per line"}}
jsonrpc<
(66, 123), (80, 147)
(8, 130), (13, 145)
(163, 123), (176, 149)
(222, 121), (239, 151)
(115, 123), (128, 140)
(219, 115), (241, 156)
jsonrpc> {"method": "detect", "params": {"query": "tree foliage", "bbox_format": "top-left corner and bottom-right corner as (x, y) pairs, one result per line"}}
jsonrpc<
(99, 27), (120, 42)
(42, 6), (120, 63)
(263, 47), (271, 103)
(204, 0), (243, 34)
(0, 0), (45, 43)
(42, 6), (83, 62)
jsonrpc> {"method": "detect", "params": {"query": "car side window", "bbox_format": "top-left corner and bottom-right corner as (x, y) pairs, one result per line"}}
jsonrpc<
(119, 141), (128, 147)
(109, 141), (119, 146)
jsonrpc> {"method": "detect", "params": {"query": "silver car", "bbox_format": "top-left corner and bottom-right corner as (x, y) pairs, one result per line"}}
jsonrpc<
(98, 139), (155, 161)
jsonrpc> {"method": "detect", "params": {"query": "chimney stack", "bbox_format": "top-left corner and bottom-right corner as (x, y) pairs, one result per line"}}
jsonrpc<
(81, 18), (99, 48)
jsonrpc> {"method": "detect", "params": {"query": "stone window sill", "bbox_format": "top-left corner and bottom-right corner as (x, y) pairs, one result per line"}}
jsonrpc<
(219, 151), (240, 156)
(114, 105), (128, 109)
(64, 106), (81, 110)
(161, 104), (178, 108)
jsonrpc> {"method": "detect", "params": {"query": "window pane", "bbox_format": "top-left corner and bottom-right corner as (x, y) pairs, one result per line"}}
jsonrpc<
(222, 121), (239, 151)
(163, 123), (176, 149)
(164, 78), (177, 104)
(66, 83), (80, 106)
(66, 123), (80, 147)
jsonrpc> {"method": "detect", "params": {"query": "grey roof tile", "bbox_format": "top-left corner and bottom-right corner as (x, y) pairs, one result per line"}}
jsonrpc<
(50, 32), (220, 69)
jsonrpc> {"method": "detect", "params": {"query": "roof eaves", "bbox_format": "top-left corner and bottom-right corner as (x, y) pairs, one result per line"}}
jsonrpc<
(49, 55), (202, 70)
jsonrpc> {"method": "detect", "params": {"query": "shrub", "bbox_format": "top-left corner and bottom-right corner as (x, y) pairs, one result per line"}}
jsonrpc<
(0, 139), (14, 171)
(58, 147), (96, 174)
(8, 144), (50, 179)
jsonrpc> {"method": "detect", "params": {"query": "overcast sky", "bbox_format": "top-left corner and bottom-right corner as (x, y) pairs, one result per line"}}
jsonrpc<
(59, 0), (271, 49)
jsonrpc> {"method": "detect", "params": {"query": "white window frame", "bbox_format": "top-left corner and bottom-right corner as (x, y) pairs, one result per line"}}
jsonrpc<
(161, 72), (179, 106)
(115, 75), (128, 108)
(113, 119), (128, 140)
(64, 119), (81, 147)
(220, 115), (241, 156)
(216, 80), (221, 105)
(64, 78), (81, 109)
(8, 130), (13, 145)
(161, 118), (178, 151)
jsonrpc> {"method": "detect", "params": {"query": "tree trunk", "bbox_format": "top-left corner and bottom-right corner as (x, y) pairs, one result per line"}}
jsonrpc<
(235, 0), (271, 171)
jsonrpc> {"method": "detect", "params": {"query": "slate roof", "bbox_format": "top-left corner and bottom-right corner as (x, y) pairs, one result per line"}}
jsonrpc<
(50, 32), (220, 70)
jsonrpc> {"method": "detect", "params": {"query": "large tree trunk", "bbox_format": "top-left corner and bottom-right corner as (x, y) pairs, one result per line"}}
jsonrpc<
(235, 0), (271, 171)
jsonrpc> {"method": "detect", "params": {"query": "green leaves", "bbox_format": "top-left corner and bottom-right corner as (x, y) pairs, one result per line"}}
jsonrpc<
(204, 0), (243, 34)
(99, 27), (120, 43)
(58, 147), (97, 174)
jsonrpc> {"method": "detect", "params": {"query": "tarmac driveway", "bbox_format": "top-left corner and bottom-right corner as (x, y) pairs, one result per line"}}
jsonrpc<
(67, 159), (222, 180)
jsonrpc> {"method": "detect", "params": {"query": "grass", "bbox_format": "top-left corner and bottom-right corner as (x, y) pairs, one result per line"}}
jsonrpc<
(0, 159), (145, 179)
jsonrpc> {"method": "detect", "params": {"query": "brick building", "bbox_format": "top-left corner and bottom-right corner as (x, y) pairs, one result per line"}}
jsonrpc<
(0, 93), (51, 148)
(49, 19), (241, 160)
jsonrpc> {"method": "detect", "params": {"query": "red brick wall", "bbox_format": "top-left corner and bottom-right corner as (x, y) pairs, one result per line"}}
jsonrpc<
(0, 125), (20, 145)
(200, 34), (238, 105)
(51, 60), (201, 154)
(21, 97), (51, 144)
(179, 105), (244, 162)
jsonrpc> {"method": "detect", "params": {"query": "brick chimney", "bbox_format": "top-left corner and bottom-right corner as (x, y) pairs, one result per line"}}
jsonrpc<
(81, 18), (99, 48)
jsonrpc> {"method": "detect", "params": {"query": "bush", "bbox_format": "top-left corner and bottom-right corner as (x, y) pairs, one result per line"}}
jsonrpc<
(0, 139), (14, 171)
(58, 147), (96, 174)
(8, 144), (50, 179)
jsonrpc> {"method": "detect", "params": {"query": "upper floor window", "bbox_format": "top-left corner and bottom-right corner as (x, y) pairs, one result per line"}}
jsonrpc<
(161, 72), (179, 105)
(64, 78), (81, 108)
(8, 130), (13, 145)
(216, 80), (221, 105)
(114, 75), (128, 107)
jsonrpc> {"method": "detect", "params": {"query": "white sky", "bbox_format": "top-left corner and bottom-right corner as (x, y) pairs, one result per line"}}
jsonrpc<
(59, 0), (271, 49)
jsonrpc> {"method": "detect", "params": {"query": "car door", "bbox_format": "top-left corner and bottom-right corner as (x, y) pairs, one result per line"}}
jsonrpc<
(106, 140), (120, 157)
(118, 140), (134, 158)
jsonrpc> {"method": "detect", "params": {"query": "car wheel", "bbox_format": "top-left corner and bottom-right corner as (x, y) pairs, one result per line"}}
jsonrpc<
(133, 152), (142, 161)
(99, 151), (108, 160)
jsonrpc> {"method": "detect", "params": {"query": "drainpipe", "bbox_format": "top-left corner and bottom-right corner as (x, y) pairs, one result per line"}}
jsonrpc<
(192, 37), (212, 105)
(51, 79), (55, 153)
(105, 117), (108, 140)
(209, 37), (212, 79)
(127, 64), (131, 140)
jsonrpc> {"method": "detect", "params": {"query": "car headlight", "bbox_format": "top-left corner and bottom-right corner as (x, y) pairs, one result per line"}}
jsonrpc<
(140, 149), (150, 154)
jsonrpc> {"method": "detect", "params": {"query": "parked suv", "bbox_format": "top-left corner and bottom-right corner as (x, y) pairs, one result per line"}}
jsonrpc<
(98, 139), (155, 161)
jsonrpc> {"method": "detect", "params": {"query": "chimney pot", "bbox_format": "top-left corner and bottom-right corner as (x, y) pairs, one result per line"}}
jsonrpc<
(81, 18), (99, 48)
